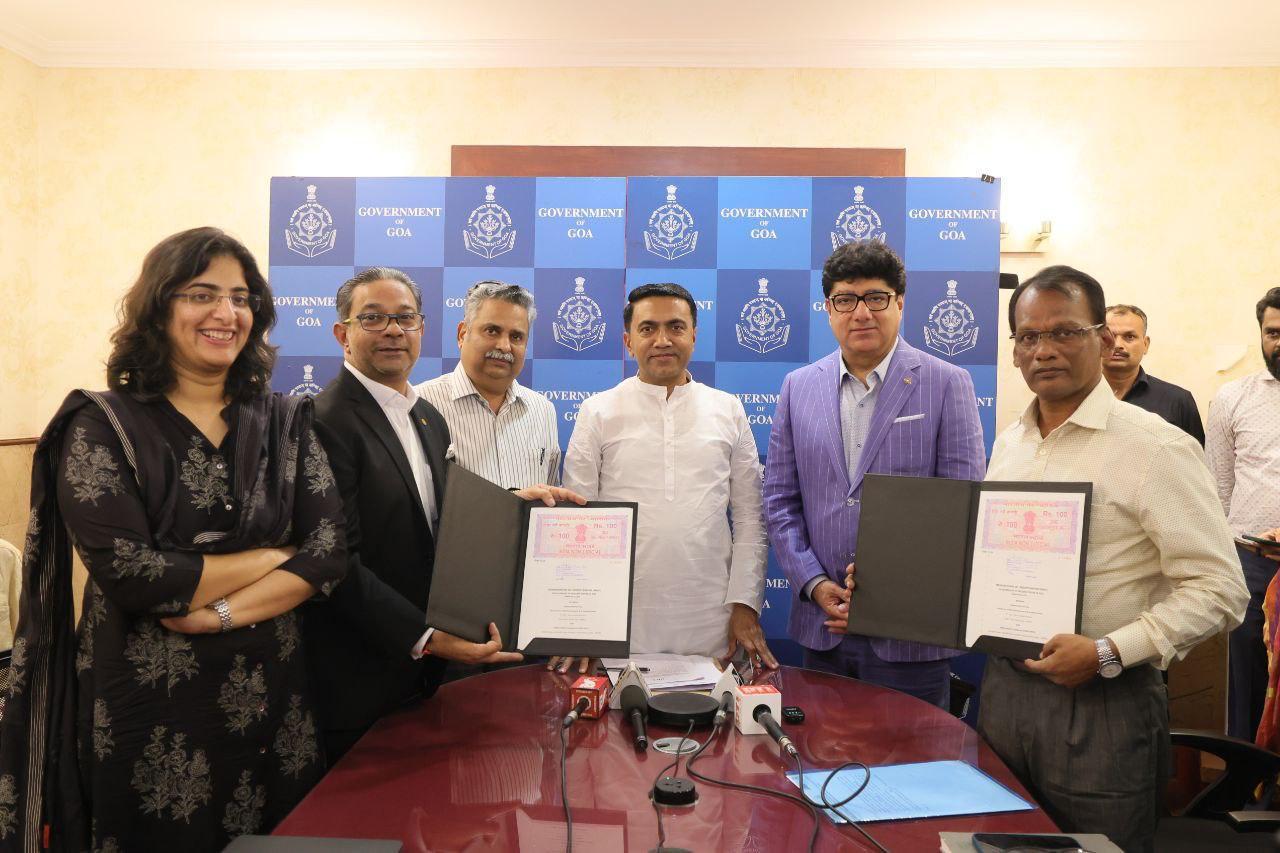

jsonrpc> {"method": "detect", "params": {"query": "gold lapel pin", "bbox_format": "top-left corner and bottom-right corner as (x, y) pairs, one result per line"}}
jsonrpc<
(419, 418), (428, 425)
(904, 376), (913, 385)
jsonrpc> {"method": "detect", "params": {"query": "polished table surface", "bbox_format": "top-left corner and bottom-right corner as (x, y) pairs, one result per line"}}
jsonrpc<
(275, 665), (1057, 851)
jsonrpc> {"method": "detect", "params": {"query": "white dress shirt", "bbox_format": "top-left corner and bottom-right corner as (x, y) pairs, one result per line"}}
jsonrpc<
(415, 363), (560, 489)
(563, 375), (768, 657)
(1206, 369), (1280, 536)
(987, 378), (1247, 669)
(345, 362), (440, 658)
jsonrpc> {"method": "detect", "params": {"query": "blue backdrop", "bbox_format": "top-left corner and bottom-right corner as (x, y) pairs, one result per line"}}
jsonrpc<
(268, 175), (1001, 666)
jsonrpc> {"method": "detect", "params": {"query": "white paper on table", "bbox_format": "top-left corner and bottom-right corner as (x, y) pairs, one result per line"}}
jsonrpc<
(964, 490), (1087, 648)
(516, 505), (634, 649)
(600, 654), (724, 691)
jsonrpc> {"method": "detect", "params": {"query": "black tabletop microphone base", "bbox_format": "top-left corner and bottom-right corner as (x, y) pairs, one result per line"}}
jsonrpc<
(647, 691), (719, 729)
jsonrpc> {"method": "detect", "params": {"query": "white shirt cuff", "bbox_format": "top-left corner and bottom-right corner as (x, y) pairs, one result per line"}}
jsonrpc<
(410, 626), (436, 660)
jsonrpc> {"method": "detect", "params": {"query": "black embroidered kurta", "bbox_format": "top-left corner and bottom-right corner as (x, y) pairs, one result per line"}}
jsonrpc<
(54, 398), (344, 850)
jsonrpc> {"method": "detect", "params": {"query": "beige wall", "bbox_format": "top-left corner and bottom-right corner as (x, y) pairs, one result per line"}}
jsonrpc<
(2, 56), (1278, 437)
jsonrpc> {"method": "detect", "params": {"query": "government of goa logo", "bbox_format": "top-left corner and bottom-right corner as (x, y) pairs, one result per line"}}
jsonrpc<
(644, 184), (698, 261)
(285, 185), (338, 258)
(553, 277), (606, 352)
(831, 185), (886, 249)
(924, 280), (979, 357)
(736, 278), (790, 355)
(463, 184), (517, 259)
(289, 364), (324, 397)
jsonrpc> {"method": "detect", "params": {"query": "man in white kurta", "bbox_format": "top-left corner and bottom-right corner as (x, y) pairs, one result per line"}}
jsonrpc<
(561, 284), (773, 665)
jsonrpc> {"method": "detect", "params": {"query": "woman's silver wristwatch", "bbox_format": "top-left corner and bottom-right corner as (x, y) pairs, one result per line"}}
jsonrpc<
(207, 597), (234, 633)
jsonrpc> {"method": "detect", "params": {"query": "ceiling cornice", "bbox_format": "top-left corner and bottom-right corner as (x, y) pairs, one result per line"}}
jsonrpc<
(1, 33), (1278, 70)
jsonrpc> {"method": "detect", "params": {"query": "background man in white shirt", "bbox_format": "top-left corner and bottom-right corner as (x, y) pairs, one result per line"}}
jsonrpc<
(554, 283), (773, 673)
(416, 280), (560, 489)
(982, 265), (1246, 852)
(1206, 286), (1280, 739)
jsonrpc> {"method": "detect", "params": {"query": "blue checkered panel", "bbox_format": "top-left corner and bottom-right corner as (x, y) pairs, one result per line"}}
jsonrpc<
(269, 175), (1002, 643)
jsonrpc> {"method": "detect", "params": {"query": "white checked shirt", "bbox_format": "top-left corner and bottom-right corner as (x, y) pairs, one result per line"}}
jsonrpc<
(415, 363), (560, 489)
(1205, 370), (1280, 536)
(987, 378), (1247, 669)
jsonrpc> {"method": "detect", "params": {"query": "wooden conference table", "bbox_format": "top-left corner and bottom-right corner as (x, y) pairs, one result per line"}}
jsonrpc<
(275, 665), (1057, 851)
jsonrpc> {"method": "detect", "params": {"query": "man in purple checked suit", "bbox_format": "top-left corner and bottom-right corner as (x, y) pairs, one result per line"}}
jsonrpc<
(763, 241), (986, 708)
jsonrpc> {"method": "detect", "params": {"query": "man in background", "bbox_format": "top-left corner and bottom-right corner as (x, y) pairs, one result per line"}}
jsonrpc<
(1102, 303), (1204, 444)
(416, 280), (560, 489)
(1206, 286), (1280, 739)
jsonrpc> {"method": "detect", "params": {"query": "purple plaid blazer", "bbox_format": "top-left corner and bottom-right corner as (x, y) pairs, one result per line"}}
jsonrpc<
(763, 340), (986, 659)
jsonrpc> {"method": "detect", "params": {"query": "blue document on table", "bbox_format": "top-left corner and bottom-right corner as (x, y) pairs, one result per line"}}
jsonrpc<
(785, 759), (1034, 823)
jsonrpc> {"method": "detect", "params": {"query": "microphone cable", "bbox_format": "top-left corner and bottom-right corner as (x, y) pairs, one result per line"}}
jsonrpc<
(559, 722), (574, 853)
(651, 719), (697, 850)
(685, 718), (822, 853)
(791, 753), (888, 853)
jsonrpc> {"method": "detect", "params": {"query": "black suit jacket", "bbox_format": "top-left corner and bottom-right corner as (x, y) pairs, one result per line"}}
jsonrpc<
(305, 366), (450, 732)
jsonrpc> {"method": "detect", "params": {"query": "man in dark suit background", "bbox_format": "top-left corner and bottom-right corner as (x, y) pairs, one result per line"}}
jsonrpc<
(306, 267), (577, 761)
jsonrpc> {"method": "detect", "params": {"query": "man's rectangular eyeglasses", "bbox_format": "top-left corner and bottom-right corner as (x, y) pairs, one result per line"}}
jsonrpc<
(171, 291), (261, 312)
(827, 291), (894, 313)
(343, 312), (425, 332)
(1009, 323), (1105, 351)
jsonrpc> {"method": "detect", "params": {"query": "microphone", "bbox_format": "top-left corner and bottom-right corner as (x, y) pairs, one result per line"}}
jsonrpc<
(711, 665), (742, 727)
(614, 664), (651, 749)
(562, 696), (590, 729)
(621, 684), (649, 750)
(753, 704), (797, 757)
(563, 675), (610, 728)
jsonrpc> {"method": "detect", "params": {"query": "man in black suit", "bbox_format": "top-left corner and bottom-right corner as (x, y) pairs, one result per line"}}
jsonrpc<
(306, 266), (580, 761)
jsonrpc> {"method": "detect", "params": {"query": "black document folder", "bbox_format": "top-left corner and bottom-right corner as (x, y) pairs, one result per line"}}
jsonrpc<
(851, 474), (1091, 660)
(426, 464), (638, 658)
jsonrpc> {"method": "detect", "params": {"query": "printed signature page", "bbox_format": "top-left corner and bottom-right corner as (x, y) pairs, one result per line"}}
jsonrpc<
(964, 490), (1087, 648)
(517, 505), (634, 649)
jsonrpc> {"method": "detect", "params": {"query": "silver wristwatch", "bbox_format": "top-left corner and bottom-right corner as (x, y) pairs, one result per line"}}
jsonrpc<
(1095, 637), (1122, 678)
(207, 597), (234, 633)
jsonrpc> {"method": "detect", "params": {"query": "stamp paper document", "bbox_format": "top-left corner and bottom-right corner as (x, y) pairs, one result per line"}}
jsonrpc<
(964, 491), (1087, 648)
(517, 506), (634, 648)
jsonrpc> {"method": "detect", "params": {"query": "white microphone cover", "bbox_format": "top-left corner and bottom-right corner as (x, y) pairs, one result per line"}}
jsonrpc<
(712, 665), (742, 708)
(608, 662), (652, 709)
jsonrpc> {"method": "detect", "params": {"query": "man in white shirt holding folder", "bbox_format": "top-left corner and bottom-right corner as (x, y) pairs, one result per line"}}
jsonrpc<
(980, 265), (1247, 853)
(555, 283), (774, 674)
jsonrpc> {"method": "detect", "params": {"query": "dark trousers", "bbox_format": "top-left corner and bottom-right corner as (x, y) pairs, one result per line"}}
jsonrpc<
(1229, 544), (1276, 740)
(978, 656), (1170, 853)
(803, 634), (951, 709)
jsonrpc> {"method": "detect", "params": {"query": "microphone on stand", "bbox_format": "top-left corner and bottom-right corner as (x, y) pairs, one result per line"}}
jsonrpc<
(563, 675), (610, 728)
(753, 704), (797, 757)
(615, 663), (651, 750)
(561, 696), (590, 729)
(711, 664), (743, 727)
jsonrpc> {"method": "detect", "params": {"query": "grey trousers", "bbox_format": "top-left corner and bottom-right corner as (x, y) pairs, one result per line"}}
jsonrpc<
(978, 656), (1170, 853)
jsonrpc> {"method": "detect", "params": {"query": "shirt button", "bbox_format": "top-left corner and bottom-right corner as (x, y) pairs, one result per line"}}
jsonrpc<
(259, 747), (267, 755)
(858, 403), (864, 408)
(224, 503), (234, 511)
(257, 704), (267, 714)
